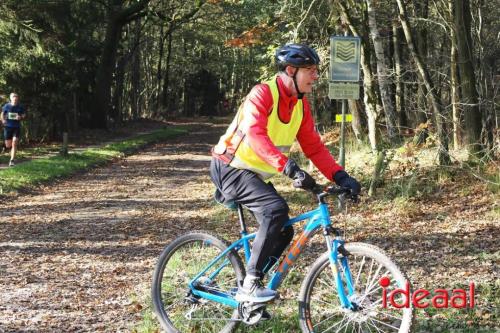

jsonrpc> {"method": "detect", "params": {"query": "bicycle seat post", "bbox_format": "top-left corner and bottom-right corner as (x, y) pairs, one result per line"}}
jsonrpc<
(236, 204), (248, 234)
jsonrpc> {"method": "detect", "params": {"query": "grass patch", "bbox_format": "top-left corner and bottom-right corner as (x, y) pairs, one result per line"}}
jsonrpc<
(0, 126), (187, 194)
(0, 145), (60, 164)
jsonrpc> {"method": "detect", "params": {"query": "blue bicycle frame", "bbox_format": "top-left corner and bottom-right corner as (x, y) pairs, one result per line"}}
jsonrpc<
(189, 200), (356, 310)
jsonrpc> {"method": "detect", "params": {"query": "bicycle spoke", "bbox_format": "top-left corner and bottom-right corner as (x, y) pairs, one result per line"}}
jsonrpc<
(364, 263), (383, 295)
(369, 317), (400, 331)
(362, 259), (374, 294)
(354, 256), (366, 290)
(318, 276), (335, 290)
(364, 321), (376, 333)
(320, 315), (348, 333)
(373, 309), (403, 321)
(164, 299), (183, 312)
(366, 320), (385, 333)
(311, 295), (338, 307)
(313, 311), (345, 329)
(364, 269), (390, 297)
(333, 316), (351, 333)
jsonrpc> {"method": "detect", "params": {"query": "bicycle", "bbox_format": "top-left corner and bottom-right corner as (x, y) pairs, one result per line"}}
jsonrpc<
(151, 185), (414, 332)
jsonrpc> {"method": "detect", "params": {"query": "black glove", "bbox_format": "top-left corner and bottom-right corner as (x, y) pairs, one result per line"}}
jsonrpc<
(334, 170), (361, 196)
(283, 159), (316, 190)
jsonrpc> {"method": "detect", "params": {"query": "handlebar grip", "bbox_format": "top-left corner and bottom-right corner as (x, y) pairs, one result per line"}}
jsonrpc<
(326, 185), (351, 195)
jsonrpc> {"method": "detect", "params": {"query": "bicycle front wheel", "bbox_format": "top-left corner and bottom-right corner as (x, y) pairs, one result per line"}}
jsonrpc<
(299, 242), (414, 333)
(152, 231), (245, 333)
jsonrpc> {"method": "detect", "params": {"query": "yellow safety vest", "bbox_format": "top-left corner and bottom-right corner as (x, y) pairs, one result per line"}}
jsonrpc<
(226, 75), (303, 179)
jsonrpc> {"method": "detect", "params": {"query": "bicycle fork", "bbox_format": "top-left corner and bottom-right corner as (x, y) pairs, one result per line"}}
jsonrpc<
(325, 233), (357, 310)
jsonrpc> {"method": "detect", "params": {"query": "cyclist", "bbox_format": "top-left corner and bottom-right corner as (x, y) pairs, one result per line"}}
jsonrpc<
(2, 92), (25, 166)
(209, 43), (360, 303)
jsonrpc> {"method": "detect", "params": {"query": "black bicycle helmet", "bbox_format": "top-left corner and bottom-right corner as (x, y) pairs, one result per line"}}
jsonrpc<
(275, 43), (320, 71)
(275, 43), (320, 99)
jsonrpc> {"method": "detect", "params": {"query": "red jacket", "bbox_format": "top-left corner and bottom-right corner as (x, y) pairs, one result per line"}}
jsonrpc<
(214, 75), (343, 181)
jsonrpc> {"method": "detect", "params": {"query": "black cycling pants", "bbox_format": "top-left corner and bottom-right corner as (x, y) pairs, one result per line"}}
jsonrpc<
(210, 157), (294, 278)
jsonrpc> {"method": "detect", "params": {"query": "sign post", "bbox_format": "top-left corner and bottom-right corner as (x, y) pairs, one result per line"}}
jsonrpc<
(330, 35), (361, 167)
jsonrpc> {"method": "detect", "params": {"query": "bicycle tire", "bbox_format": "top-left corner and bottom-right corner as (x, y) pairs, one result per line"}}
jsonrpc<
(299, 242), (414, 333)
(152, 231), (245, 333)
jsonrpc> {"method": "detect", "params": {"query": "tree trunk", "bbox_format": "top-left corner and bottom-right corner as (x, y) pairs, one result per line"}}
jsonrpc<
(161, 32), (173, 117)
(368, 149), (386, 196)
(93, 8), (123, 128)
(392, 21), (407, 131)
(475, 3), (495, 152)
(449, 0), (461, 150)
(111, 55), (127, 122)
(131, 19), (142, 120)
(396, 0), (451, 165)
(414, 0), (430, 144)
(155, 24), (165, 115)
(454, 0), (483, 156)
(92, 0), (149, 128)
(349, 99), (364, 141)
(366, 0), (398, 142)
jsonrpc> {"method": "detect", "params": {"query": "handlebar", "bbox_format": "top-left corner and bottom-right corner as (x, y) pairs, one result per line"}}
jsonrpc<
(311, 184), (359, 204)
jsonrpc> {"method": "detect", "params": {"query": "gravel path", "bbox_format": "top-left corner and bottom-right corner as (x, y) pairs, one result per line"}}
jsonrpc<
(0, 122), (229, 332)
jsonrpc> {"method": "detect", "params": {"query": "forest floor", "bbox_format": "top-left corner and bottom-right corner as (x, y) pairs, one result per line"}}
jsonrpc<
(0, 119), (498, 332)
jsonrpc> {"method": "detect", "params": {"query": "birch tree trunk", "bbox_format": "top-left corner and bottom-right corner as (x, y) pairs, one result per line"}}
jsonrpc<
(396, 0), (451, 165)
(366, 0), (399, 142)
(414, 0), (430, 145)
(449, 0), (461, 150)
(392, 21), (406, 130)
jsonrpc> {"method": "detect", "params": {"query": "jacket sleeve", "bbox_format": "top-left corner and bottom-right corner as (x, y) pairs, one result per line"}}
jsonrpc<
(240, 84), (288, 172)
(296, 99), (344, 181)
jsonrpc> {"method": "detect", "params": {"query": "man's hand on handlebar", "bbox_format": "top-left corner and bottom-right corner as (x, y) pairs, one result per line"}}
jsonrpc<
(333, 171), (361, 198)
(323, 185), (360, 203)
(283, 160), (361, 201)
(283, 159), (316, 191)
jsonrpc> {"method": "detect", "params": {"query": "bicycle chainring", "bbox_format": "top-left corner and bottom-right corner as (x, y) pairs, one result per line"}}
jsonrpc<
(237, 302), (266, 325)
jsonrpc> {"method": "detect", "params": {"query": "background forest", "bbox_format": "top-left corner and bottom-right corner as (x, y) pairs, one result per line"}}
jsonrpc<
(0, 1), (498, 332)
(0, 0), (498, 163)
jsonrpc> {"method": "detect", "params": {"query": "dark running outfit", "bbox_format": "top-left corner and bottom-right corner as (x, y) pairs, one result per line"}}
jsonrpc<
(210, 75), (343, 278)
(2, 103), (25, 140)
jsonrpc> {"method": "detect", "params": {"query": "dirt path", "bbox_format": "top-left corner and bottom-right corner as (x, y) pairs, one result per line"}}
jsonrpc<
(0, 122), (229, 332)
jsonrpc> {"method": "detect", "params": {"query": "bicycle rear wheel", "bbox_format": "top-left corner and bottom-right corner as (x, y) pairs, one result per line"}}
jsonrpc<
(152, 231), (244, 333)
(299, 242), (414, 333)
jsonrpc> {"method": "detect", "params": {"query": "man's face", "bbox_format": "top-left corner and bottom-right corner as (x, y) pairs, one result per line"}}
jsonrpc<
(10, 94), (19, 105)
(294, 66), (319, 94)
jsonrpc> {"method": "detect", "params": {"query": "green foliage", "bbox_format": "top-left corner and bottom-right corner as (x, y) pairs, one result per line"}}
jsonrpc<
(0, 0), (104, 137)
